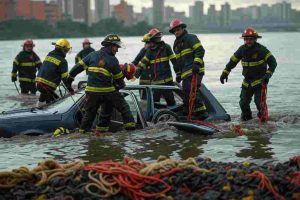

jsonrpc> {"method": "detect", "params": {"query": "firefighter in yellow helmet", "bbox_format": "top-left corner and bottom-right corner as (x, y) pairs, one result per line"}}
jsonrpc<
(36, 39), (74, 107)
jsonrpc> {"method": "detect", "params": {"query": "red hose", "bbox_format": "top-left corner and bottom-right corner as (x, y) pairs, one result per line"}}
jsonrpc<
(259, 83), (269, 122)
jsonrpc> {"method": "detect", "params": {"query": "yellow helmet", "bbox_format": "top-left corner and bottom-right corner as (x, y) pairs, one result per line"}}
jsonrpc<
(52, 39), (71, 50)
(141, 33), (150, 43)
(53, 127), (70, 137)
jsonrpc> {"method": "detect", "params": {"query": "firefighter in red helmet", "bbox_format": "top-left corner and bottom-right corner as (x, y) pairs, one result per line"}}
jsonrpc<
(11, 39), (42, 94)
(75, 38), (95, 64)
(169, 19), (208, 120)
(220, 27), (277, 121)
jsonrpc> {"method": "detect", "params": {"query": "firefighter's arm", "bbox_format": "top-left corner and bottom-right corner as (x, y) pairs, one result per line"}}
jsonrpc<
(166, 44), (180, 82)
(223, 46), (243, 75)
(34, 53), (42, 70)
(136, 53), (150, 79)
(75, 52), (81, 64)
(189, 35), (205, 76)
(11, 55), (19, 82)
(111, 59), (125, 90)
(264, 49), (277, 78)
(59, 60), (73, 93)
(69, 55), (90, 82)
(132, 48), (146, 66)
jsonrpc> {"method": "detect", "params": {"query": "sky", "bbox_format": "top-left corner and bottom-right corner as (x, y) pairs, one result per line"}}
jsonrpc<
(110, 0), (300, 15)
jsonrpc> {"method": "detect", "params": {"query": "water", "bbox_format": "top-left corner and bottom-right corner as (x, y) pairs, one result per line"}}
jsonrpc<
(0, 33), (299, 171)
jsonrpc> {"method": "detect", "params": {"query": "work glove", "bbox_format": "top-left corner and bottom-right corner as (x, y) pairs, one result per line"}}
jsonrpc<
(66, 76), (74, 88)
(176, 74), (181, 83)
(11, 76), (17, 82)
(262, 73), (271, 85)
(192, 63), (200, 74)
(220, 72), (228, 84)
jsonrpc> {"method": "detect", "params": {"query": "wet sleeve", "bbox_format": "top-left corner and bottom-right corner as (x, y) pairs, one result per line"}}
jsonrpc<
(166, 44), (179, 75)
(188, 34), (205, 75)
(264, 48), (277, 77)
(34, 53), (42, 70)
(132, 48), (147, 66)
(75, 51), (81, 64)
(69, 54), (90, 79)
(138, 50), (151, 71)
(110, 58), (125, 89)
(223, 46), (243, 75)
(12, 54), (19, 77)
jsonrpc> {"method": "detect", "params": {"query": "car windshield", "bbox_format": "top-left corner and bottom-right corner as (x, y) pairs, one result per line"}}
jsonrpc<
(43, 92), (84, 114)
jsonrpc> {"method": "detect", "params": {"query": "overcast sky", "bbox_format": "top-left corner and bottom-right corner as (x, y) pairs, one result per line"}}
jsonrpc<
(110, 0), (300, 14)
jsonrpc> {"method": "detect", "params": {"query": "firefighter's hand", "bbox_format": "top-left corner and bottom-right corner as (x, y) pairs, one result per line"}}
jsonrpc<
(68, 86), (75, 95)
(176, 75), (181, 83)
(220, 73), (228, 84)
(66, 76), (74, 88)
(262, 73), (271, 85)
(11, 76), (17, 82)
(192, 63), (200, 74)
(135, 68), (141, 78)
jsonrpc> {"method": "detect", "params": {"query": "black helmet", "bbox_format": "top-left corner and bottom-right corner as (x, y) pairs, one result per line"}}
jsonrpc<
(101, 34), (124, 48)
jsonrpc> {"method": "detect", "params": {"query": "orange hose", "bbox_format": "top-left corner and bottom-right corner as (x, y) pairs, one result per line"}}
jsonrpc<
(260, 83), (269, 122)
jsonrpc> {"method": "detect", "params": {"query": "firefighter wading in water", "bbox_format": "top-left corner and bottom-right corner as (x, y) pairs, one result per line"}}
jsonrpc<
(138, 28), (177, 106)
(11, 39), (42, 94)
(220, 27), (277, 121)
(68, 34), (136, 134)
(36, 39), (74, 107)
(169, 19), (208, 119)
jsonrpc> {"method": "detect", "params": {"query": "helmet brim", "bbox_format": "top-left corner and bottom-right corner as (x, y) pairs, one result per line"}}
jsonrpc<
(101, 41), (126, 48)
(169, 24), (187, 33)
(241, 35), (262, 39)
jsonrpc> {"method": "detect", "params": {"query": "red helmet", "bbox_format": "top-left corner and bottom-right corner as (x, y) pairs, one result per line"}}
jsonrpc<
(120, 63), (136, 80)
(148, 28), (163, 40)
(22, 39), (35, 47)
(169, 18), (187, 33)
(82, 38), (92, 44)
(242, 27), (261, 38)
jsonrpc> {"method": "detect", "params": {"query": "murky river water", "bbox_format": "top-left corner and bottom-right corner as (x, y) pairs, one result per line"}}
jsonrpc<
(0, 33), (299, 171)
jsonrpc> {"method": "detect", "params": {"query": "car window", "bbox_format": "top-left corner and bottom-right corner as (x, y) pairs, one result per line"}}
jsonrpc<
(152, 88), (183, 108)
(44, 92), (84, 114)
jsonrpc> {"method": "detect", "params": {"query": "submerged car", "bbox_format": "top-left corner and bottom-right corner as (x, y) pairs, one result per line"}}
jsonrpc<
(0, 83), (230, 138)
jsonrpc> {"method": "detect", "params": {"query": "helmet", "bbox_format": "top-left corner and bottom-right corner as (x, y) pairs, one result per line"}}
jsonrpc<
(148, 28), (163, 41)
(169, 19), (187, 33)
(52, 39), (71, 50)
(120, 63), (136, 80)
(22, 39), (35, 47)
(242, 27), (261, 38)
(82, 38), (92, 44)
(141, 33), (150, 43)
(101, 34), (124, 48)
(53, 127), (70, 137)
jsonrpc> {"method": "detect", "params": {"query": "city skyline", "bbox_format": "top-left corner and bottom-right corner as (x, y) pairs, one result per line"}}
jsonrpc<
(109, 0), (300, 14)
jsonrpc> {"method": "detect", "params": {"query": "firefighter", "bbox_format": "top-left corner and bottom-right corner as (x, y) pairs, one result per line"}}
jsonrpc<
(138, 28), (177, 106)
(36, 39), (74, 107)
(169, 19), (208, 119)
(11, 39), (41, 94)
(68, 34), (136, 134)
(220, 27), (277, 121)
(75, 39), (95, 64)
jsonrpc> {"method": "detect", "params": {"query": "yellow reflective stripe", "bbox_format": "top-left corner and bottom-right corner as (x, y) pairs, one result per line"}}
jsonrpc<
(223, 69), (230, 75)
(61, 72), (69, 78)
(251, 79), (262, 87)
(124, 122), (136, 128)
(11, 73), (17, 77)
(169, 54), (176, 60)
(194, 57), (203, 64)
(152, 76), (173, 85)
(192, 42), (202, 50)
(265, 52), (272, 61)
(35, 60), (41, 64)
(242, 81), (249, 87)
(36, 77), (57, 88)
(231, 55), (239, 63)
(142, 56), (149, 62)
(96, 126), (109, 131)
(79, 60), (88, 70)
(199, 67), (205, 73)
(242, 60), (265, 67)
(139, 62), (147, 69)
(14, 59), (19, 65)
(45, 56), (61, 66)
(85, 86), (115, 93)
(266, 70), (273, 75)
(176, 48), (193, 58)
(88, 67), (111, 77)
(193, 105), (206, 112)
(113, 71), (124, 79)
(150, 56), (169, 64)
(140, 79), (151, 84)
(181, 69), (192, 79)
(19, 77), (35, 83)
(20, 62), (35, 67)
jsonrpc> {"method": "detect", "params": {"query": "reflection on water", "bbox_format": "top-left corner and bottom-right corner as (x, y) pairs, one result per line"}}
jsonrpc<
(0, 33), (300, 170)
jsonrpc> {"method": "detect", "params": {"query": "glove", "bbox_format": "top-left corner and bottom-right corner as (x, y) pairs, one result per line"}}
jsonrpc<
(262, 73), (271, 85)
(11, 76), (17, 82)
(135, 68), (141, 78)
(176, 75), (181, 83)
(66, 76), (74, 88)
(220, 73), (228, 84)
(192, 63), (200, 74)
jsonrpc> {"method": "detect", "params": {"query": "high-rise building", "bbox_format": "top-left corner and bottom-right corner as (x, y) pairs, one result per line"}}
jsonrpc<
(282, 2), (292, 22)
(31, 0), (46, 21)
(260, 4), (270, 20)
(45, 0), (61, 26)
(142, 7), (153, 25)
(73, 0), (89, 23)
(95, 0), (110, 22)
(207, 4), (217, 26)
(220, 2), (231, 27)
(58, 0), (74, 20)
(0, 0), (16, 22)
(15, 0), (31, 18)
(191, 1), (204, 27)
(164, 6), (174, 23)
(153, 0), (164, 26)
(113, 0), (134, 26)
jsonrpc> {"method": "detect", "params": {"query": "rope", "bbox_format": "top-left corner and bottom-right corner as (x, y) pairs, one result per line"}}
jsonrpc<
(259, 83), (269, 122)
(230, 124), (245, 136)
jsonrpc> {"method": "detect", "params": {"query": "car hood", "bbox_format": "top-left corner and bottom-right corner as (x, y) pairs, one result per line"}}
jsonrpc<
(0, 108), (62, 123)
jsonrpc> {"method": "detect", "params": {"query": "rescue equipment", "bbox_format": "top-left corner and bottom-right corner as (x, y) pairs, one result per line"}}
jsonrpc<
(53, 127), (70, 137)
(259, 83), (269, 122)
